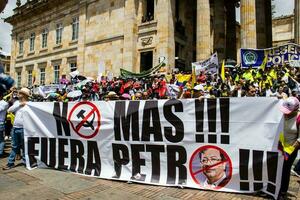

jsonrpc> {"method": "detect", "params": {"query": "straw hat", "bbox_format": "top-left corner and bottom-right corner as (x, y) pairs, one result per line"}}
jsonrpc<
(106, 91), (119, 99)
(18, 87), (31, 97)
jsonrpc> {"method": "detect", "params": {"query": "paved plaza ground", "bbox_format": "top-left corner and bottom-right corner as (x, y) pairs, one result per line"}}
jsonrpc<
(0, 142), (299, 200)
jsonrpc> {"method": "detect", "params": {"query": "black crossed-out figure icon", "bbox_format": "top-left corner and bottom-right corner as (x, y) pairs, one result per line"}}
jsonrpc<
(76, 109), (95, 130)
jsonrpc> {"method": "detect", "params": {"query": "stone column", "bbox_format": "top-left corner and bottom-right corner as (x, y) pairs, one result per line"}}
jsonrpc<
(295, 0), (300, 44)
(255, 0), (272, 48)
(123, 0), (138, 72)
(213, 0), (226, 61)
(240, 0), (257, 48)
(9, 33), (17, 78)
(77, 0), (87, 74)
(264, 0), (273, 47)
(196, 0), (211, 61)
(184, 0), (195, 68)
(225, 0), (237, 60)
(157, 0), (175, 70)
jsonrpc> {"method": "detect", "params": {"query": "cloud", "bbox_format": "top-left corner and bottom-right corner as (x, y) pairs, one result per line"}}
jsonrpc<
(273, 0), (294, 17)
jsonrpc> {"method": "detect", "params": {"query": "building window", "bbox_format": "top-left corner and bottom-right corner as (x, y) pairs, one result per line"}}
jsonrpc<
(42, 29), (48, 48)
(56, 23), (63, 44)
(5, 64), (9, 74)
(72, 17), (79, 41)
(142, 0), (155, 23)
(40, 68), (45, 85)
(17, 72), (21, 88)
(19, 37), (24, 54)
(27, 70), (32, 87)
(70, 62), (77, 72)
(54, 65), (60, 84)
(30, 33), (35, 51)
(140, 51), (153, 72)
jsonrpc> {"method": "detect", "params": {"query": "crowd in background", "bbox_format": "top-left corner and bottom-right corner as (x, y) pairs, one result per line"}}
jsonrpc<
(16, 64), (300, 102)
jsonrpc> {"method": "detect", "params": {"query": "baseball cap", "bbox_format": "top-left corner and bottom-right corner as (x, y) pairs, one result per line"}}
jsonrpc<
(279, 97), (300, 114)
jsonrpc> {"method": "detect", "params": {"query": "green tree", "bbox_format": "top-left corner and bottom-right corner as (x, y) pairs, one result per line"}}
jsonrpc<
(16, 0), (21, 7)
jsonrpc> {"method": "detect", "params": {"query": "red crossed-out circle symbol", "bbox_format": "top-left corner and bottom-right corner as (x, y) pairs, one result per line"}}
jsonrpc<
(189, 145), (232, 190)
(68, 101), (101, 139)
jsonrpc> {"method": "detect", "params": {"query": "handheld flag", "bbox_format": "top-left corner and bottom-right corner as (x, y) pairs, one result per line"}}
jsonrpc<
(192, 65), (196, 88)
(221, 60), (225, 82)
(259, 55), (268, 71)
(32, 70), (36, 84)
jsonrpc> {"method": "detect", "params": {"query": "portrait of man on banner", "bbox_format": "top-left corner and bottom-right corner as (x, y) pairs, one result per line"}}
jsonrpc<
(191, 146), (232, 189)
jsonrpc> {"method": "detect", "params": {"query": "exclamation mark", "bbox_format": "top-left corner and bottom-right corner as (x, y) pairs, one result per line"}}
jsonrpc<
(48, 138), (56, 168)
(207, 98), (217, 143)
(239, 149), (250, 191)
(266, 152), (278, 195)
(220, 98), (230, 144)
(195, 99), (204, 143)
(252, 150), (264, 191)
(41, 137), (48, 165)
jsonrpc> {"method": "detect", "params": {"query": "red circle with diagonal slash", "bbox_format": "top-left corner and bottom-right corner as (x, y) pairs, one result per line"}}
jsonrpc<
(68, 101), (101, 139)
(189, 145), (232, 190)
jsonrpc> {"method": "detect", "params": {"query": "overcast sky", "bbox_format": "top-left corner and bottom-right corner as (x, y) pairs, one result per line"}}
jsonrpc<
(0, 0), (295, 54)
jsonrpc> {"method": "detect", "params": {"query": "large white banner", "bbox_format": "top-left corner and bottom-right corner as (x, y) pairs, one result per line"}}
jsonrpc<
(23, 98), (284, 198)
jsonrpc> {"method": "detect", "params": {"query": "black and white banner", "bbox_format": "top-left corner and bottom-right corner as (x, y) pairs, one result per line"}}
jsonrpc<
(23, 98), (284, 198)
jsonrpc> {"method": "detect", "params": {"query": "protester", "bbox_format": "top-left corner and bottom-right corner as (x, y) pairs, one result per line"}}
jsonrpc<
(278, 97), (300, 198)
(0, 93), (8, 158)
(25, 63), (300, 102)
(2, 87), (30, 170)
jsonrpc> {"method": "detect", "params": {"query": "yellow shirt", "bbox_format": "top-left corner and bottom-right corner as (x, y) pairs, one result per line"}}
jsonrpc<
(242, 72), (254, 82)
(6, 112), (15, 125)
(269, 69), (277, 80)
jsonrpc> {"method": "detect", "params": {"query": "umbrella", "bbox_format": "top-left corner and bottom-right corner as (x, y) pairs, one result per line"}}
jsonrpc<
(76, 79), (92, 88)
(168, 84), (180, 92)
(67, 90), (82, 98)
(46, 92), (60, 99)
(38, 87), (46, 97)
(69, 70), (80, 78)
(194, 84), (204, 91)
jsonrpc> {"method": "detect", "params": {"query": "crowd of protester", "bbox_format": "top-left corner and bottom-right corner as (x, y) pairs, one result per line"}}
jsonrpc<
(22, 64), (300, 103)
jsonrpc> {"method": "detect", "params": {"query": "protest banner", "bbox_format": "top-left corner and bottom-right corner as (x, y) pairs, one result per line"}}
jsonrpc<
(241, 43), (300, 68)
(192, 53), (219, 75)
(33, 84), (65, 96)
(23, 98), (284, 198)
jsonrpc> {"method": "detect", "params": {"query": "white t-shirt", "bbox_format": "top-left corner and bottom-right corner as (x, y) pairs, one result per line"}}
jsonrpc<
(0, 100), (8, 123)
(284, 114), (299, 145)
(8, 100), (26, 128)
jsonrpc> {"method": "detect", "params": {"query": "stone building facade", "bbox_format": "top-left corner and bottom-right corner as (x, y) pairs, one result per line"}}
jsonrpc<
(6, 0), (294, 87)
(272, 15), (295, 46)
(0, 50), (10, 75)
